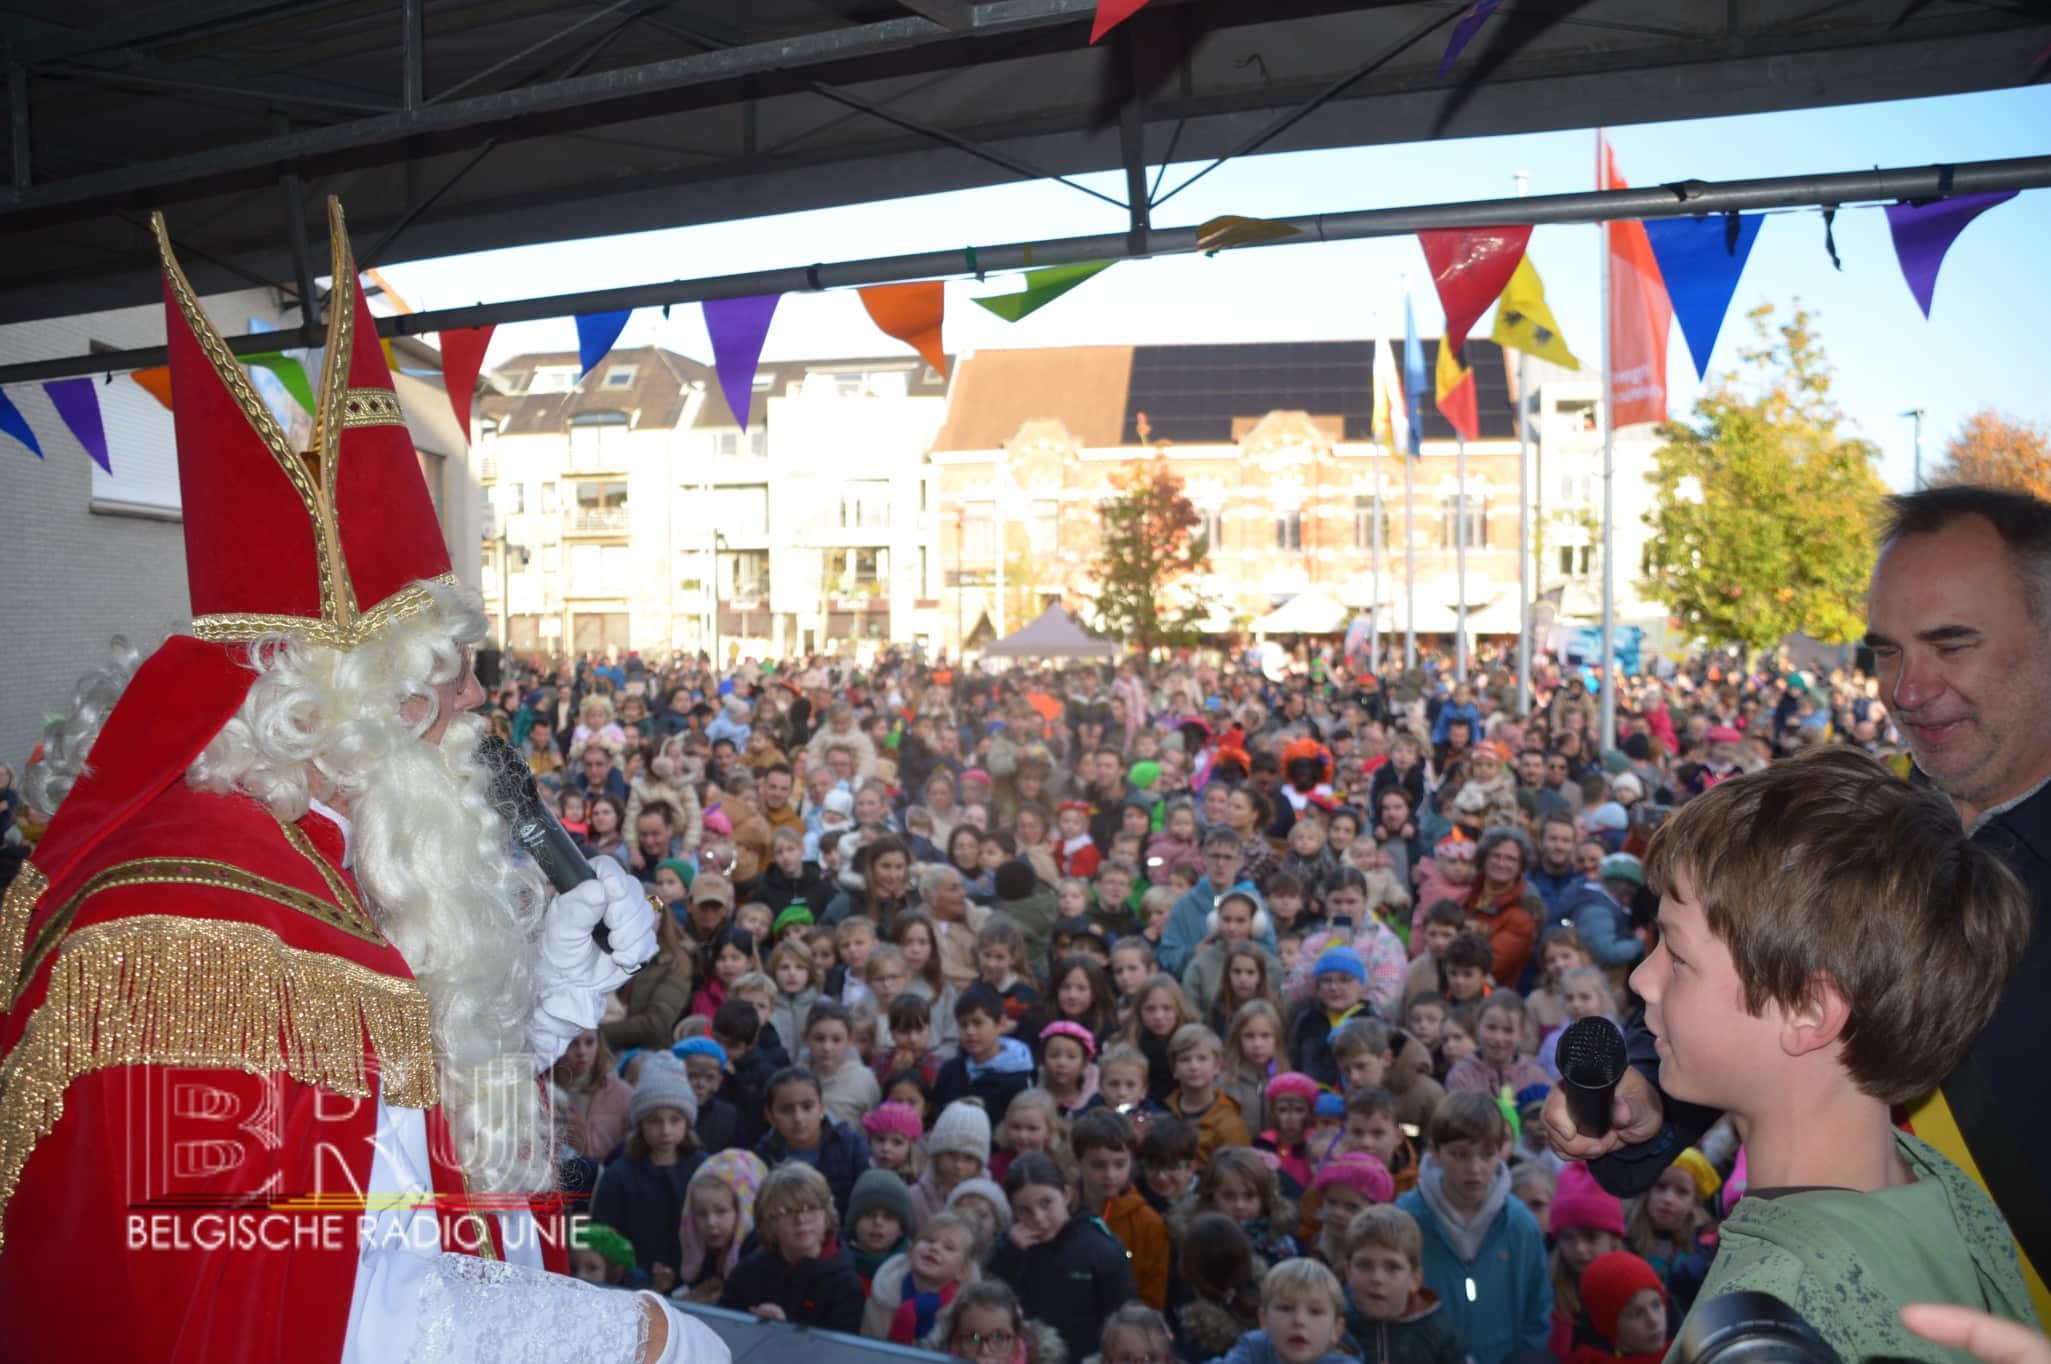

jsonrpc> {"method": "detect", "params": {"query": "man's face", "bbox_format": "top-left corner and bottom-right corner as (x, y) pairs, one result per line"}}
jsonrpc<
(762, 770), (792, 810)
(828, 747), (855, 781)
(689, 895), (730, 937)
(1517, 751), (1546, 789)
(637, 814), (670, 857)
(806, 768), (836, 806)
(1544, 754), (1570, 789)
(1867, 515), (2051, 818)
(1540, 821), (1576, 871)
(1204, 843), (1244, 892)
(1631, 866), (1786, 1114)
(582, 750), (612, 784)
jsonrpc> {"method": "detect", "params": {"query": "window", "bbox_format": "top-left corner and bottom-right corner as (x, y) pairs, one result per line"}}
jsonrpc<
(1351, 495), (1393, 550)
(478, 418), (499, 444)
(1029, 500), (1059, 555)
(723, 549), (770, 599)
(1558, 545), (1593, 577)
(572, 480), (630, 532)
(510, 483), (525, 514)
(568, 411), (629, 469)
(540, 482), (559, 514)
(919, 545), (929, 596)
(602, 365), (637, 388)
(1439, 496), (1489, 549)
(832, 372), (866, 398)
(1197, 507), (1223, 553)
(830, 547), (886, 594)
(712, 428), (766, 457)
(962, 504), (994, 558)
(1275, 510), (1303, 551)
(839, 481), (891, 530)
(528, 365), (579, 394)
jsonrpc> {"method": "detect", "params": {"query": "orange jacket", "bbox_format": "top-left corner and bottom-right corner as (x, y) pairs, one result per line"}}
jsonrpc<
(1100, 1186), (1172, 1310)
(1167, 1087), (1253, 1167)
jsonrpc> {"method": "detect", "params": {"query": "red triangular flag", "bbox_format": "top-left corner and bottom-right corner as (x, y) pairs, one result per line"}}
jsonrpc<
(1417, 225), (1532, 351)
(858, 283), (948, 378)
(1091, 0), (1150, 43)
(439, 326), (496, 438)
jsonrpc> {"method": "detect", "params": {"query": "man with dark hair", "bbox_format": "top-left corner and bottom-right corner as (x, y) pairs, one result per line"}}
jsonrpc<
(758, 762), (802, 835)
(1546, 484), (2051, 1322)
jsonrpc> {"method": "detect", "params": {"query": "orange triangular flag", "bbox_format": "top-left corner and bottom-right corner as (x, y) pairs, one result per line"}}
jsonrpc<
(131, 367), (175, 410)
(859, 282), (947, 378)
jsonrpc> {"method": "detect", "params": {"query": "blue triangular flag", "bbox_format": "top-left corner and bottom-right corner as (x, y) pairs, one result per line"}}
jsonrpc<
(0, 388), (42, 458)
(575, 310), (633, 378)
(1641, 213), (1763, 381)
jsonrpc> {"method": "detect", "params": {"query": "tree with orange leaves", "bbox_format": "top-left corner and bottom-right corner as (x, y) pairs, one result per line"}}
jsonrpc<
(1934, 409), (2051, 501)
(1088, 457), (1215, 661)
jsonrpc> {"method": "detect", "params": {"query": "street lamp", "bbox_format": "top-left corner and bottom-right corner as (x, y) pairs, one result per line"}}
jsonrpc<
(709, 530), (728, 666)
(1899, 409), (1926, 489)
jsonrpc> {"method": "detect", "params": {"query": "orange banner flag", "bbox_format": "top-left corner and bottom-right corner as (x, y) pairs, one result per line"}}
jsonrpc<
(1601, 134), (1673, 429)
(131, 367), (175, 410)
(859, 282), (947, 378)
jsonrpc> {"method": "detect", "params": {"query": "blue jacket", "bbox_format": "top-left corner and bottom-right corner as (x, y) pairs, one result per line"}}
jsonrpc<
(1558, 878), (1645, 969)
(933, 1035), (1035, 1116)
(1526, 865), (1582, 923)
(754, 1116), (871, 1219)
(1203, 1330), (1356, 1364)
(1397, 1180), (1551, 1364)
(590, 1149), (705, 1276)
(1430, 702), (1481, 747)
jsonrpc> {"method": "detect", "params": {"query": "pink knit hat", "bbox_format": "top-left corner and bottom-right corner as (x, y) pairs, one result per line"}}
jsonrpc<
(1039, 1020), (1097, 1060)
(1265, 1071), (1320, 1105)
(1550, 1161), (1626, 1239)
(861, 1101), (925, 1142)
(1310, 1151), (1394, 1204)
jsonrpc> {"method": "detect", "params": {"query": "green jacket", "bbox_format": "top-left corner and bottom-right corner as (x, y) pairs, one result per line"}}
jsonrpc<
(600, 951), (695, 1052)
(1669, 1132), (2039, 1364)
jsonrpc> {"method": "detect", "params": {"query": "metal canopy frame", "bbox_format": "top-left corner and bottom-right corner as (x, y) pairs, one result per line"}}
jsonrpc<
(3, 150), (2045, 386)
(2, 0), (2046, 327)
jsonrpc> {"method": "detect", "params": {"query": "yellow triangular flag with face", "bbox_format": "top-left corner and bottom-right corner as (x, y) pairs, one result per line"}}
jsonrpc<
(1490, 255), (1580, 370)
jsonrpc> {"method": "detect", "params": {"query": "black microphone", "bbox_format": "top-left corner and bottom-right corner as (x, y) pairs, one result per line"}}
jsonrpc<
(1556, 1015), (1628, 1138)
(477, 735), (609, 952)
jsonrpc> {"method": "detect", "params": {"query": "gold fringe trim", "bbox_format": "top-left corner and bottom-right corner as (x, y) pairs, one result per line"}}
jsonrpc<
(0, 864), (42, 1005)
(0, 914), (437, 1254)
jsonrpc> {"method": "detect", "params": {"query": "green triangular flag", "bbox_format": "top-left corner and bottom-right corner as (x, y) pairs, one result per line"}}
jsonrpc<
(972, 261), (1113, 322)
(245, 352), (316, 415)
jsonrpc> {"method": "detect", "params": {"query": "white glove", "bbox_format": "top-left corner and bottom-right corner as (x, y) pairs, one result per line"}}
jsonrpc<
(527, 857), (661, 1068)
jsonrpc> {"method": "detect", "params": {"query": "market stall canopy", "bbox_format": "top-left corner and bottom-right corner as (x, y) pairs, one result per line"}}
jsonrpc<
(1251, 587), (1349, 636)
(984, 603), (1120, 658)
(1, 0), (2045, 323)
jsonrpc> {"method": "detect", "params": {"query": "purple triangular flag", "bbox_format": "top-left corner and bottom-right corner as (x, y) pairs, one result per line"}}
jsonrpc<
(1884, 190), (2016, 319)
(43, 377), (110, 471)
(0, 388), (42, 458)
(703, 294), (780, 434)
(1438, 0), (1503, 79)
(575, 310), (633, 377)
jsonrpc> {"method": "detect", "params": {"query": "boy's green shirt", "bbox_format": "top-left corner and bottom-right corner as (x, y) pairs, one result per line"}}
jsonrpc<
(1668, 1132), (2039, 1364)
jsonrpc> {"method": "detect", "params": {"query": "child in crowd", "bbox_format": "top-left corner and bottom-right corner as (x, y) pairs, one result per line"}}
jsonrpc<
(862, 1210), (981, 1344)
(710, 1000), (775, 1149)
(1210, 1258), (1356, 1364)
(1309, 1092), (1344, 1152)
(1395, 1092), (1550, 1364)
(1109, 936), (1156, 1013)
(1280, 815), (1339, 900)
(1120, 972), (1201, 1106)
(690, 924), (760, 1023)
(1166, 1024), (1253, 1166)
(913, 1099), (992, 1227)
(735, 901), (775, 947)
(1191, 1147), (1300, 1266)
(861, 1100), (927, 1183)
(935, 984), (1035, 1114)
(1433, 1009), (1477, 1080)
(1055, 874), (1092, 922)
(1139, 883), (1179, 952)
(830, 915), (880, 1011)
(730, 971), (783, 1059)
(846, 1167), (916, 1292)
(720, 1163), (865, 1332)
(803, 999), (881, 1125)
(1265, 875), (1309, 939)
(1633, 749), (2037, 1361)
(1340, 1205), (1464, 1364)
(1220, 999), (1285, 1129)
(1182, 887), (1276, 1019)
(1624, 1158), (1717, 1315)
(1050, 917), (1111, 972)
(1307, 1152), (1395, 1268)
(1566, 1252), (1671, 1364)
(1206, 944), (1284, 1040)
(1174, 1213), (1267, 1363)
(1401, 903), (1466, 1012)
(1137, 1115), (1201, 1213)
(987, 1152), (1138, 1364)
(1340, 1087), (1417, 1194)
(990, 1087), (1069, 1184)
(1037, 1020), (1100, 1118)
(1097, 1043), (1167, 1134)
(1287, 871), (1407, 1020)
(1439, 933), (1493, 1009)
(1073, 1108), (1171, 1311)
(931, 1280), (1057, 1364)
(1035, 957), (1121, 1048)
(1547, 1162), (1627, 1359)
(1098, 1305), (1177, 1364)
(1255, 1071), (1320, 1192)
(592, 1060), (704, 1282)
(753, 1065), (872, 1217)
(974, 918), (1040, 1031)
(568, 1222), (638, 1288)
(1090, 861), (1142, 939)
(1522, 925), (1593, 1036)
(673, 1036), (738, 1155)
(884, 1069), (935, 1127)
(946, 1176), (1012, 1256)
(1054, 801), (1102, 878)
(1288, 947), (1371, 1088)
(1445, 994), (1549, 1098)
(1405, 993), (1448, 1053)
(773, 904), (816, 948)
(1409, 837), (1476, 942)
(676, 1148), (767, 1312)
(1276, 933), (1304, 979)
(875, 991), (943, 1089)
(805, 924), (838, 981)
(1510, 1163), (1556, 1236)
(1147, 801), (1205, 883)
(896, 909), (962, 1049)
(1536, 966), (1614, 1079)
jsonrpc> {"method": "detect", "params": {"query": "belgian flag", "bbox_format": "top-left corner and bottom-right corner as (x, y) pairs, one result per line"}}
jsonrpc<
(1434, 338), (1480, 443)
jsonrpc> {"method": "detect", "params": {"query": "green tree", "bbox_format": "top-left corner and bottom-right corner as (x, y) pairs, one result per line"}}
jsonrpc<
(1089, 459), (1215, 659)
(1640, 304), (1888, 652)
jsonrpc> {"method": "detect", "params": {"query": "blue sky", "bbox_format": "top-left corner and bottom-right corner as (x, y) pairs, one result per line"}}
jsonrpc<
(383, 85), (2051, 491)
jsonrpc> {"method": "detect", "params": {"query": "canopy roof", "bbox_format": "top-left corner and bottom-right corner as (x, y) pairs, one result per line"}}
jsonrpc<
(1251, 587), (1349, 636)
(983, 603), (1120, 658)
(2, 0), (2045, 323)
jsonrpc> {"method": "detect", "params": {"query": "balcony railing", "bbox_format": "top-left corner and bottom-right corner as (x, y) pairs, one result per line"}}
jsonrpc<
(568, 507), (631, 534)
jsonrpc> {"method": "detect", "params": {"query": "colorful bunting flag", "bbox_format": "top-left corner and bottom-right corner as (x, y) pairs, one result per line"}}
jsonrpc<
(1197, 216), (1302, 254)
(1091, 0), (1150, 43)
(439, 325), (497, 436)
(244, 352), (316, 415)
(131, 367), (175, 410)
(1435, 340), (1480, 443)
(1402, 295), (1427, 458)
(972, 263), (1112, 322)
(380, 336), (400, 374)
(1372, 324), (1411, 456)
(859, 282), (948, 378)
(1884, 190), (2017, 319)
(1490, 256), (1580, 371)
(1417, 225), (1532, 352)
(0, 389), (42, 458)
(1641, 213), (1763, 381)
(1601, 135), (1673, 429)
(43, 377), (111, 472)
(1438, 0), (1504, 78)
(704, 295), (780, 433)
(575, 310), (633, 378)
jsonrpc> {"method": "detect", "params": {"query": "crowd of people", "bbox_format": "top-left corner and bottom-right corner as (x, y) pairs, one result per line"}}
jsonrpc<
(421, 623), (1913, 1364)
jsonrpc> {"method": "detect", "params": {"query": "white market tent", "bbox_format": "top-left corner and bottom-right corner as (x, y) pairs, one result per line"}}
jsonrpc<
(1251, 587), (1349, 636)
(982, 603), (1120, 659)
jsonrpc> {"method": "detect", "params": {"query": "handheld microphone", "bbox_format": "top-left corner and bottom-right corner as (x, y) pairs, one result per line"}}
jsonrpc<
(477, 735), (609, 952)
(1556, 1015), (1628, 1138)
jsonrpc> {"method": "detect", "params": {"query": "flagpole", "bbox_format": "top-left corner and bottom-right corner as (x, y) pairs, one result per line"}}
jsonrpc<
(1370, 442), (1383, 669)
(1404, 451), (1417, 673)
(1598, 129), (1619, 750)
(1455, 433), (1469, 681)
(1513, 170), (1533, 719)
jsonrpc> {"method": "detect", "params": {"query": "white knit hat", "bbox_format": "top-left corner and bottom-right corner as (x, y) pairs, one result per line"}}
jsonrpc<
(946, 1176), (1012, 1232)
(928, 1099), (992, 1164)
